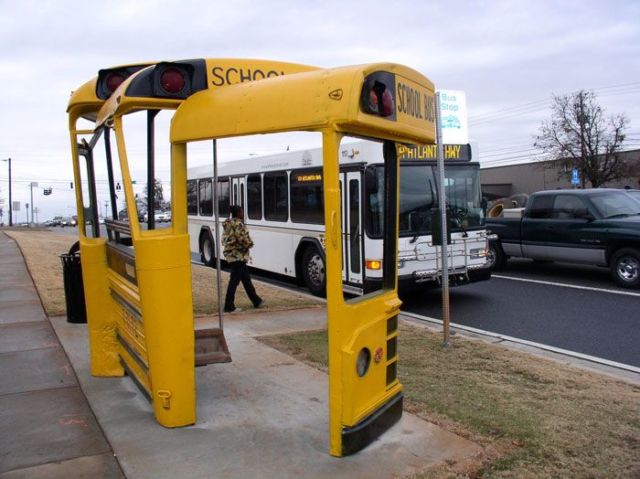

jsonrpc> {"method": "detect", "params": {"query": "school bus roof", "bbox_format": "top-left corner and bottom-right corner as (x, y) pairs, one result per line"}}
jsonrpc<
(170, 63), (436, 146)
(67, 77), (102, 120)
(94, 59), (320, 127)
(67, 62), (155, 120)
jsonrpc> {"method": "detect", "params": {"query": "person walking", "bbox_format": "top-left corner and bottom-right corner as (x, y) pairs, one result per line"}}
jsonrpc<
(222, 205), (263, 313)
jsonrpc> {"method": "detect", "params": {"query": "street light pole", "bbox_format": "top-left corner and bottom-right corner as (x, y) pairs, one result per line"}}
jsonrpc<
(29, 182), (38, 225)
(1, 158), (11, 226)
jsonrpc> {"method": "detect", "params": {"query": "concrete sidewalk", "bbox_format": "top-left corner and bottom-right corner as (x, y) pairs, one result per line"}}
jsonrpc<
(0, 231), (483, 478)
(0, 232), (123, 478)
(51, 309), (482, 478)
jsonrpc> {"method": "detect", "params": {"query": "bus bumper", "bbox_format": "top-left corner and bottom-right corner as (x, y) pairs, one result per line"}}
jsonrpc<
(341, 393), (403, 455)
(364, 265), (492, 294)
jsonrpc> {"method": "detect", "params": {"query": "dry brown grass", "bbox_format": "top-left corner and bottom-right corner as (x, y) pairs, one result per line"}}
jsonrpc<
(5, 230), (322, 317)
(260, 323), (640, 478)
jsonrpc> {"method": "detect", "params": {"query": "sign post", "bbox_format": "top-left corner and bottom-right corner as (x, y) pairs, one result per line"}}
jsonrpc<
(435, 92), (451, 347)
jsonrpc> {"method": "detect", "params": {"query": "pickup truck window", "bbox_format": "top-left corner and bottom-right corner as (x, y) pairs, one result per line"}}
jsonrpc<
(590, 191), (640, 218)
(552, 195), (588, 219)
(528, 195), (554, 219)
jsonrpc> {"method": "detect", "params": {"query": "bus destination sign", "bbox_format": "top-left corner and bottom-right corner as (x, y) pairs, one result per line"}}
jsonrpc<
(397, 143), (472, 161)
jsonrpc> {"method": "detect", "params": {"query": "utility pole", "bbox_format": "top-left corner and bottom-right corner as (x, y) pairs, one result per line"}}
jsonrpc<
(578, 91), (587, 188)
(1, 158), (11, 226)
(104, 200), (109, 219)
(29, 182), (38, 225)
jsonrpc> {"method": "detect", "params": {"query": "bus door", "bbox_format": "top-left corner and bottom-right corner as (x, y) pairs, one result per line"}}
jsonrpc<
(341, 171), (363, 288)
(231, 176), (245, 210)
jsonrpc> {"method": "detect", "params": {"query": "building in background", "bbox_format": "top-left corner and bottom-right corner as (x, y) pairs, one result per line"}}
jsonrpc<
(481, 149), (640, 199)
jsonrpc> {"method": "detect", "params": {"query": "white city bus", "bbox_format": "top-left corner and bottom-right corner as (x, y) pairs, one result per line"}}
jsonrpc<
(187, 139), (491, 296)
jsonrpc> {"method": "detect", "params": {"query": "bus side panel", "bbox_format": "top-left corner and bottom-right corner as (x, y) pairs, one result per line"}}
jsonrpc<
(134, 234), (196, 427)
(80, 238), (124, 377)
(247, 227), (298, 278)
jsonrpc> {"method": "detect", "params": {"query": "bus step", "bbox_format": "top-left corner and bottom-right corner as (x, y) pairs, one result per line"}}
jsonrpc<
(195, 328), (232, 366)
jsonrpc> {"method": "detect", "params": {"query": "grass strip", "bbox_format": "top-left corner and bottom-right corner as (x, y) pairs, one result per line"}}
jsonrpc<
(259, 324), (640, 478)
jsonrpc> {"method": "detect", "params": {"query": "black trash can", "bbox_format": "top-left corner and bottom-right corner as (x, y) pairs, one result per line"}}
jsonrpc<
(60, 241), (87, 323)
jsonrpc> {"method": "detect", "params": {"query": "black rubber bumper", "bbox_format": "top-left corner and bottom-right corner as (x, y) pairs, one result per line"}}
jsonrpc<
(468, 266), (492, 283)
(341, 393), (403, 456)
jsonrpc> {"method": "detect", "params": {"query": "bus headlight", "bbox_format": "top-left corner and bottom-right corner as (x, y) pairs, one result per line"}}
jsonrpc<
(470, 248), (487, 258)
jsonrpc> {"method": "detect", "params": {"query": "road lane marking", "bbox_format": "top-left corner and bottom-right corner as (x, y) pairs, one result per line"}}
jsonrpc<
(401, 311), (640, 374)
(492, 274), (640, 297)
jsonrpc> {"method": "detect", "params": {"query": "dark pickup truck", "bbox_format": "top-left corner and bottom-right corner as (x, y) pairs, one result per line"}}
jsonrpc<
(486, 189), (640, 288)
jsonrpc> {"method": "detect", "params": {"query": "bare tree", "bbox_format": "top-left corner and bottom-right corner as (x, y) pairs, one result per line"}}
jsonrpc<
(143, 178), (166, 210)
(534, 90), (629, 187)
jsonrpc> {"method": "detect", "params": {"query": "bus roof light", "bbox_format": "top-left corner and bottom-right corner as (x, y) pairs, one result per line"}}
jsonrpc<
(160, 68), (186, 94)
(96, 65), (147, 99)
(152, 62), (194, 99)
(361, 72), (396, 120)
(105, 73), (126, 94)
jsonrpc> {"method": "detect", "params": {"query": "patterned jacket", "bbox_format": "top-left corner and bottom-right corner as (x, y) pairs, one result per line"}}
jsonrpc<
(222, 218), (254, 263)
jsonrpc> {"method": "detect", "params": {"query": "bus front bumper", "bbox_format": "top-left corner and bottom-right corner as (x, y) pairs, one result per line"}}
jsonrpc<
(364, 264), (492, 294)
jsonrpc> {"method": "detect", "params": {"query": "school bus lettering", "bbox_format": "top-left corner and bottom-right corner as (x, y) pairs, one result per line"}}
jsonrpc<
(396, 82), (423, 119)
(424, 94), (435, 123)
(211, 66), (285, 87)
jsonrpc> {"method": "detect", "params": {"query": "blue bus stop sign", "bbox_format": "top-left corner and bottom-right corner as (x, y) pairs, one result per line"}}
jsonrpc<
(571, 168), (580, 185)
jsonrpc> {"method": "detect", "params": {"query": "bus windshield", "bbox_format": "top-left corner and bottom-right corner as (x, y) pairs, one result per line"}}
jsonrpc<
(444, 165), (485, 230)
(366, 163), (484, 238)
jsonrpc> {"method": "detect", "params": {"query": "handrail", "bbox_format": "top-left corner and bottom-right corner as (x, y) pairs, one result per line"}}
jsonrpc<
(105, 218), (132, 237)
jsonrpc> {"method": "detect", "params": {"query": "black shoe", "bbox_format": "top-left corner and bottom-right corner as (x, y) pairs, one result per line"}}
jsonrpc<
(254, 299), (265, 308)
(224, 307), (242, 313)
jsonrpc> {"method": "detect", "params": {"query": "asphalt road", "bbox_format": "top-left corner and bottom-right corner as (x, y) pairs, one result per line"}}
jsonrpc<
(401, 259), (640, 368)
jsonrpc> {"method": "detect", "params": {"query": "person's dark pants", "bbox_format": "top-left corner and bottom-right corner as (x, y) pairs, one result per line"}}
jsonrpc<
(224, 260), (262, 311)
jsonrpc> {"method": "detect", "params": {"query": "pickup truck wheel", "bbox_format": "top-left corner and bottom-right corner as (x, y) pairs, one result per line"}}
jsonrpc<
(487, 241), (507, 271)
(610, 248), (640, 289)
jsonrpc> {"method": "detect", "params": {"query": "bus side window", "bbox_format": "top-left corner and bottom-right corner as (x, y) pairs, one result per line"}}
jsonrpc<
(264, 171), (288, 222)
(198, 178), (213, 216)
(187, 180), (198, 215)
(247, 174), (262, 220)
(218, 179), (230, 217)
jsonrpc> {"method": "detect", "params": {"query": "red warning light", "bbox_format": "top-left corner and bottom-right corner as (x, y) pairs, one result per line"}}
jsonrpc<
(160, 68), (186, 94)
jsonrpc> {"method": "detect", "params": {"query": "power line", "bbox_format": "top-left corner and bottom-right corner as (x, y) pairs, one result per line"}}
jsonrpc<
(469, 81), (640, 126)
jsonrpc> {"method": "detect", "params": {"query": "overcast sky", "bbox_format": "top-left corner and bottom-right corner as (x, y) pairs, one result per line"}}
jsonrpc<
(1, 0), (639, 221)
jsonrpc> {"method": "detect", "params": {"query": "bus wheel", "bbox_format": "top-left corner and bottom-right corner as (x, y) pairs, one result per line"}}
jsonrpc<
(200, 233), (215, 267)
(302, 246), (326, 297)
